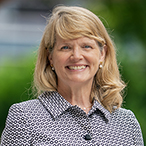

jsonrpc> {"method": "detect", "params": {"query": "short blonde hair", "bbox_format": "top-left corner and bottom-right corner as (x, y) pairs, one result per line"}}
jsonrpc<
(34, 6), (126, 112)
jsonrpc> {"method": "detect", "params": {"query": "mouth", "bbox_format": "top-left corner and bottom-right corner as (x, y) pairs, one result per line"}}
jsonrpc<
(66, 65), (88, 70)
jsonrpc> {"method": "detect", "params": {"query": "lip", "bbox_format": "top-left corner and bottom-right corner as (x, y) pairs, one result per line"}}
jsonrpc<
(66, 64), (88, 71)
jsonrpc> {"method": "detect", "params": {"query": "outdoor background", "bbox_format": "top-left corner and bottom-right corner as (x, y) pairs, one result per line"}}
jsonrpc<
(0, 0), (146, 144)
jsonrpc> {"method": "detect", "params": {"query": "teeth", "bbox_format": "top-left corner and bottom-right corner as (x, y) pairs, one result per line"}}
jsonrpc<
(68, 66), (86, 70)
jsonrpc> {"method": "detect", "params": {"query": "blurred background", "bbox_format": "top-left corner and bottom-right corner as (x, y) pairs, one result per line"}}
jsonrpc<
(0, 0), (146, 144)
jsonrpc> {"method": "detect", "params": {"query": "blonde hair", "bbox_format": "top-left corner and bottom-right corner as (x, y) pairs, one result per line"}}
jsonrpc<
(34, 6), (126, 112)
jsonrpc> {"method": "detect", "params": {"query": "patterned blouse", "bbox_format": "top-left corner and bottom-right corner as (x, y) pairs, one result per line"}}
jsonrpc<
(1, 91), (144, 146)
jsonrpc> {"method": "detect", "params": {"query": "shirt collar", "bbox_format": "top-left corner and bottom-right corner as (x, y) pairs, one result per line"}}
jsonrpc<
(38, 91), (111, 122)
(89, 99), (111, 122)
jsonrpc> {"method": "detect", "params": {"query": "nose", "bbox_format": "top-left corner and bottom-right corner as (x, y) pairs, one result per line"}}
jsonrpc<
(70, 47), (83, 62)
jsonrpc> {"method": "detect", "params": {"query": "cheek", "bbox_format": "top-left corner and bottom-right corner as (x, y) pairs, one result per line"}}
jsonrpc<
(88, 52), (101, 65)
(93, 59), (100, 70)
(53, 54), (68, 68)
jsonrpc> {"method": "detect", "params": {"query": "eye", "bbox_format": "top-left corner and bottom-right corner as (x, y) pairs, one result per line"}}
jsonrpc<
(84, 45), (92, 49)
(61, 46), (69, 50)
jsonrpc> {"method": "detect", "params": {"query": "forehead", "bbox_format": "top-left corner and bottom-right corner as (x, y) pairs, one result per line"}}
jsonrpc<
(55, 34), (98, 46)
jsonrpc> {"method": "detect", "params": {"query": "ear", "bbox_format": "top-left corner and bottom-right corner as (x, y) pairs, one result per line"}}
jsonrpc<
(99, 45), (107, 62)
(48, 53), (53, 65)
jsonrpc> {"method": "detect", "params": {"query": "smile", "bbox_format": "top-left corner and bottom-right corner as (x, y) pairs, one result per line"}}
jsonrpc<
(67, 65), (87, 70)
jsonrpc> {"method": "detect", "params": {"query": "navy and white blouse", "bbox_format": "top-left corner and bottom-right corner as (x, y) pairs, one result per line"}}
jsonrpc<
(1, 91), (144, 145)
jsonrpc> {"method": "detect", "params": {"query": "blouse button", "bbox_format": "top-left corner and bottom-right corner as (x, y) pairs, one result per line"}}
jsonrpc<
(84, 134), (92, 140)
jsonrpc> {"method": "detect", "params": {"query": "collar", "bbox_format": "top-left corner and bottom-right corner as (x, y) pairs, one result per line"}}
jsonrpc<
(38, 91), (111, 122)
(89, 99), (111, 122)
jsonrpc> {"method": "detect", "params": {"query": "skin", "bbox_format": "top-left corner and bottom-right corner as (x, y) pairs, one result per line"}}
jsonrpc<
(49, 35), (106, 113)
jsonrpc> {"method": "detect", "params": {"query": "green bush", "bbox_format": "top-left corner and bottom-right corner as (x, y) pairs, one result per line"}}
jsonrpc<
(87, 1), (146, 143)
(0, 55), (35, 135)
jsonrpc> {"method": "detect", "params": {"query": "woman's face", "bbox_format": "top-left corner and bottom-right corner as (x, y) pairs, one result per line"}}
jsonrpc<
(49, 35), (106, 87)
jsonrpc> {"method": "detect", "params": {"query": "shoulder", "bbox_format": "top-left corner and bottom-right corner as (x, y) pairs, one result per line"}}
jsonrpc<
(9, 99), (40, 109)
(112, 108), (144, 145)
(109, 108), (144, 145)
(8, 99), (43, 116)
(111, 108), (142, 133)
(110, 107), (142, 132)
(1, 99), (43, 145)
(112, 107), (135, 117)
(111, 108), (137, 123)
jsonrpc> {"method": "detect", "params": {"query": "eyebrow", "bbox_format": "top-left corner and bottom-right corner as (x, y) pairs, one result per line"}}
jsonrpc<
(57, 37), (97, 47)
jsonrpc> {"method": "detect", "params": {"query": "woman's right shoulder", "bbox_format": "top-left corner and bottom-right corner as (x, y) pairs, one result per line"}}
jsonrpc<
(1, 99), (46, 145)
(9, 99), (42, 113)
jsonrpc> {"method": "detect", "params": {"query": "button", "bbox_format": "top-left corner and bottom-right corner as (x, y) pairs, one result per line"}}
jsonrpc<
(84, 134), (92, 140)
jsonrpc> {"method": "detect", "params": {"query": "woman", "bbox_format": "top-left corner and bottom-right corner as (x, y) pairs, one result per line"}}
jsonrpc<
(1, 6), (144, 145)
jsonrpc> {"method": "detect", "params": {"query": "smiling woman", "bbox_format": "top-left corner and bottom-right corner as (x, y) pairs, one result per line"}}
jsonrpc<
(35, 6), (122, 112)
(49, 36), (105, 93)
(1, 5), (144, 146)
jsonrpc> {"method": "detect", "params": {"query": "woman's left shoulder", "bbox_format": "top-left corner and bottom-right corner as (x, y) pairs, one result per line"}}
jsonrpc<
(111, 107), (141, 124)
(111, 108), (142, 134)
(111, 108), (144, 145)
(112, 107), (136, 118)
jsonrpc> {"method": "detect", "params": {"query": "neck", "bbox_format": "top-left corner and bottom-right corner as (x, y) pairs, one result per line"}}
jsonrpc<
(57, 81), (93, 113)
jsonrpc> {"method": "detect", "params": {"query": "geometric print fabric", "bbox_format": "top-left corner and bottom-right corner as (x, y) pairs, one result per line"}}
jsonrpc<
(1, 91), (144, 145)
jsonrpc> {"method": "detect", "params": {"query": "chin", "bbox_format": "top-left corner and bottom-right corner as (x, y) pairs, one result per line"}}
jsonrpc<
(69, 77), (92, 84)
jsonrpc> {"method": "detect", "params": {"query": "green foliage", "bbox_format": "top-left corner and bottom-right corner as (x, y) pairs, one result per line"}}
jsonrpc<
(0, 55), (35, 135)
(87, 0), (146, 42)
(87, 0), (146, 143)
(119, 44), (146, 144)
